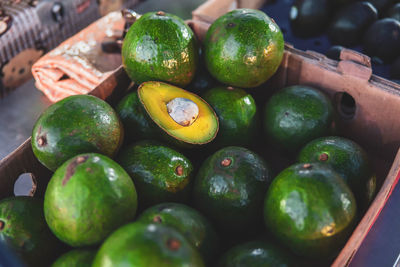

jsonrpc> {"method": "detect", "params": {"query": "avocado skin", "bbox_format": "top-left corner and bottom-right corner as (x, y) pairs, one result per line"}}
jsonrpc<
(117, 140), (194, 210)
(202, 86), (258, 148)
(204, 9), (284, 88)
(325, 45), (344, 61)
(368, 0), (396, 12)
(328, 2), (378, 46)
(31, 95), (123, 171)
(290, 0), (331, 37)
(193, 146), (272, 237)
(122, 12), (198, 87)
(263, 85), (334, 154)
(116, 91), (159, 143)
(0, 197), (64, 266)
(137, 202), (219, 261)
(386, 3), (400, 22)
(92, 222), (205, 266)
(44, 153), (138, 247)
(264, 163), (357, 259)
(217, 240), (296, 267)
(51, 249), (96, 267)
(297, 136), (376, 210)
(363, 18), (400, 63)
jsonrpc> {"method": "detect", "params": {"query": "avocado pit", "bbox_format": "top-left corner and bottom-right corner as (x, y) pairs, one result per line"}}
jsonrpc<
(166, 97), (199, 127)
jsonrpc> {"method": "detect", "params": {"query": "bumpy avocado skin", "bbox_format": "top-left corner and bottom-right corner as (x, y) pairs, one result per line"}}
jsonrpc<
(297, 136), (376, 210)
(264, 163), (357, 259)
(117, 140), (194, 209)
(0, 197), (64, 266)
(202, 86), (258, 148)
(122, 11), (198, 87)
(137, 202), (219, 261)
(193, 146), (272, 236)
(204, 9), (284, 88)
(217, 240), (296, 267)
(31, 95), (123, 171)
(44, 153), (138, 247)
(263, 85), (334, 154)
(51, 249), (96, 267)
(92, 223), (205, 266)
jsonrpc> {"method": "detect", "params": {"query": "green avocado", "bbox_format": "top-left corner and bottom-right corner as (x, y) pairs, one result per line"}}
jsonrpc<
(217, 240), (296, 267)
(122, 11), (198, 87)
(204, 9), (284, 88)
(137, 202), (218, 261)
(117, 140), (194, 209)
(52, 249), (96, 267)
(263, 85), (335, 154)
(297, 136), (376, 210)
(202, 86), (258, 148)
(116, 90), (159, 143)
(0, 197), (63, 266)
(193, 146), (272, 236)
(92, 222), (205, 266)
(264, 163), (357, 259)
(44, 153), (137, 247)
(31, 95), (123, 171)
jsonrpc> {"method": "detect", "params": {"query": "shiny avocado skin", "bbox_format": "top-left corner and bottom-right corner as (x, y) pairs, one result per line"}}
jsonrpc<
(137, 202), (219, 261)
(117, 140), (194, 209)
(217, 240), (295, 267)
(193, 146), (272, 235)
(264, 163), (357, 259)
(297, 136), (376, 210)
(51, 249), (96, 267)
(202, 86), (258, 148)
(92, 222), (205, 266)
(122, 11), (198, 87)
(263, 85), (334, 154)
(31, 95), (123, 171)
(116, 91), (159, 143)
(0, 197), (63, 267)
(204, 9), (284, 88)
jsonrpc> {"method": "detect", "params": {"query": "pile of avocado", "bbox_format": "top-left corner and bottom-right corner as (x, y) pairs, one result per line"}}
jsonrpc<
(0, 8), (378, 267)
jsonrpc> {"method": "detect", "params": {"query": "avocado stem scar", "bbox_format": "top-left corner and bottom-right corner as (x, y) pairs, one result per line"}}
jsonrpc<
(156, 11), (165, 16)
(37, 136), (47, 147)
(153, 215), (162, 223)
(166, 97), (199, 127)
(166, 238), (181, 251)
(221, 158), (232, 167)
(175, 165), (184, 176)
(0, 220), (4, 230)
(319, 153), (329, 162)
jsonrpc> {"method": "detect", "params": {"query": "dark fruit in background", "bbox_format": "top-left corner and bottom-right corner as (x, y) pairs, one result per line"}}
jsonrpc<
(363, 18), (400, 63)
(92, 223), (205, 266)
(122, 11), (198, 87)
(391, 56), (400, 79)
(386, 3), (400, 22)
(368, 0), (396, 12)
(117, 140), (194, 209)
(204, 8), (284, 88)
(328, 2), (378, 46)
(264, 163), (357, 259)
(325, 45), (344, 60)
(0, 197), (64, 266)
(137, 202), (219, 261)
(31, 95), (124, 171)
(51, 249), (96, 267)
(44, 153), (138, 247)
(298, 136), (377, 210)
(202, 86), (258, 148)
(217, 240), (296, 267)
(193, 146), (272, 236)
(289, 0), (331, 37)
(263, 85), (335, 154)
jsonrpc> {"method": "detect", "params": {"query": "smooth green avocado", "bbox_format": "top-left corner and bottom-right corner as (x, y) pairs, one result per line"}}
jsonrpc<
(122, 11), (198, 87)
(51, 249), (96, 267)
(44, 153), (138, 247)
(137, 202), (219, 261)
(204, 9), (284, 88)
(31, 95), (123, 171)
(92, 222), (205, 266)
(264, 163), (357, 259)
(298, 136), (376, 210)
(202, 86), (258, 148)
(117, 140), (193, 209)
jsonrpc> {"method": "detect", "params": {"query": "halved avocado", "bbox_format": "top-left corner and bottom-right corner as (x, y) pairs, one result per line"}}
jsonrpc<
(138, 81), (219, 145)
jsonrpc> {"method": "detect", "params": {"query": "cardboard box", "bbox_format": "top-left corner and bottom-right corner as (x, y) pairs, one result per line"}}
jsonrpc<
(1, 3), (400, 266)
